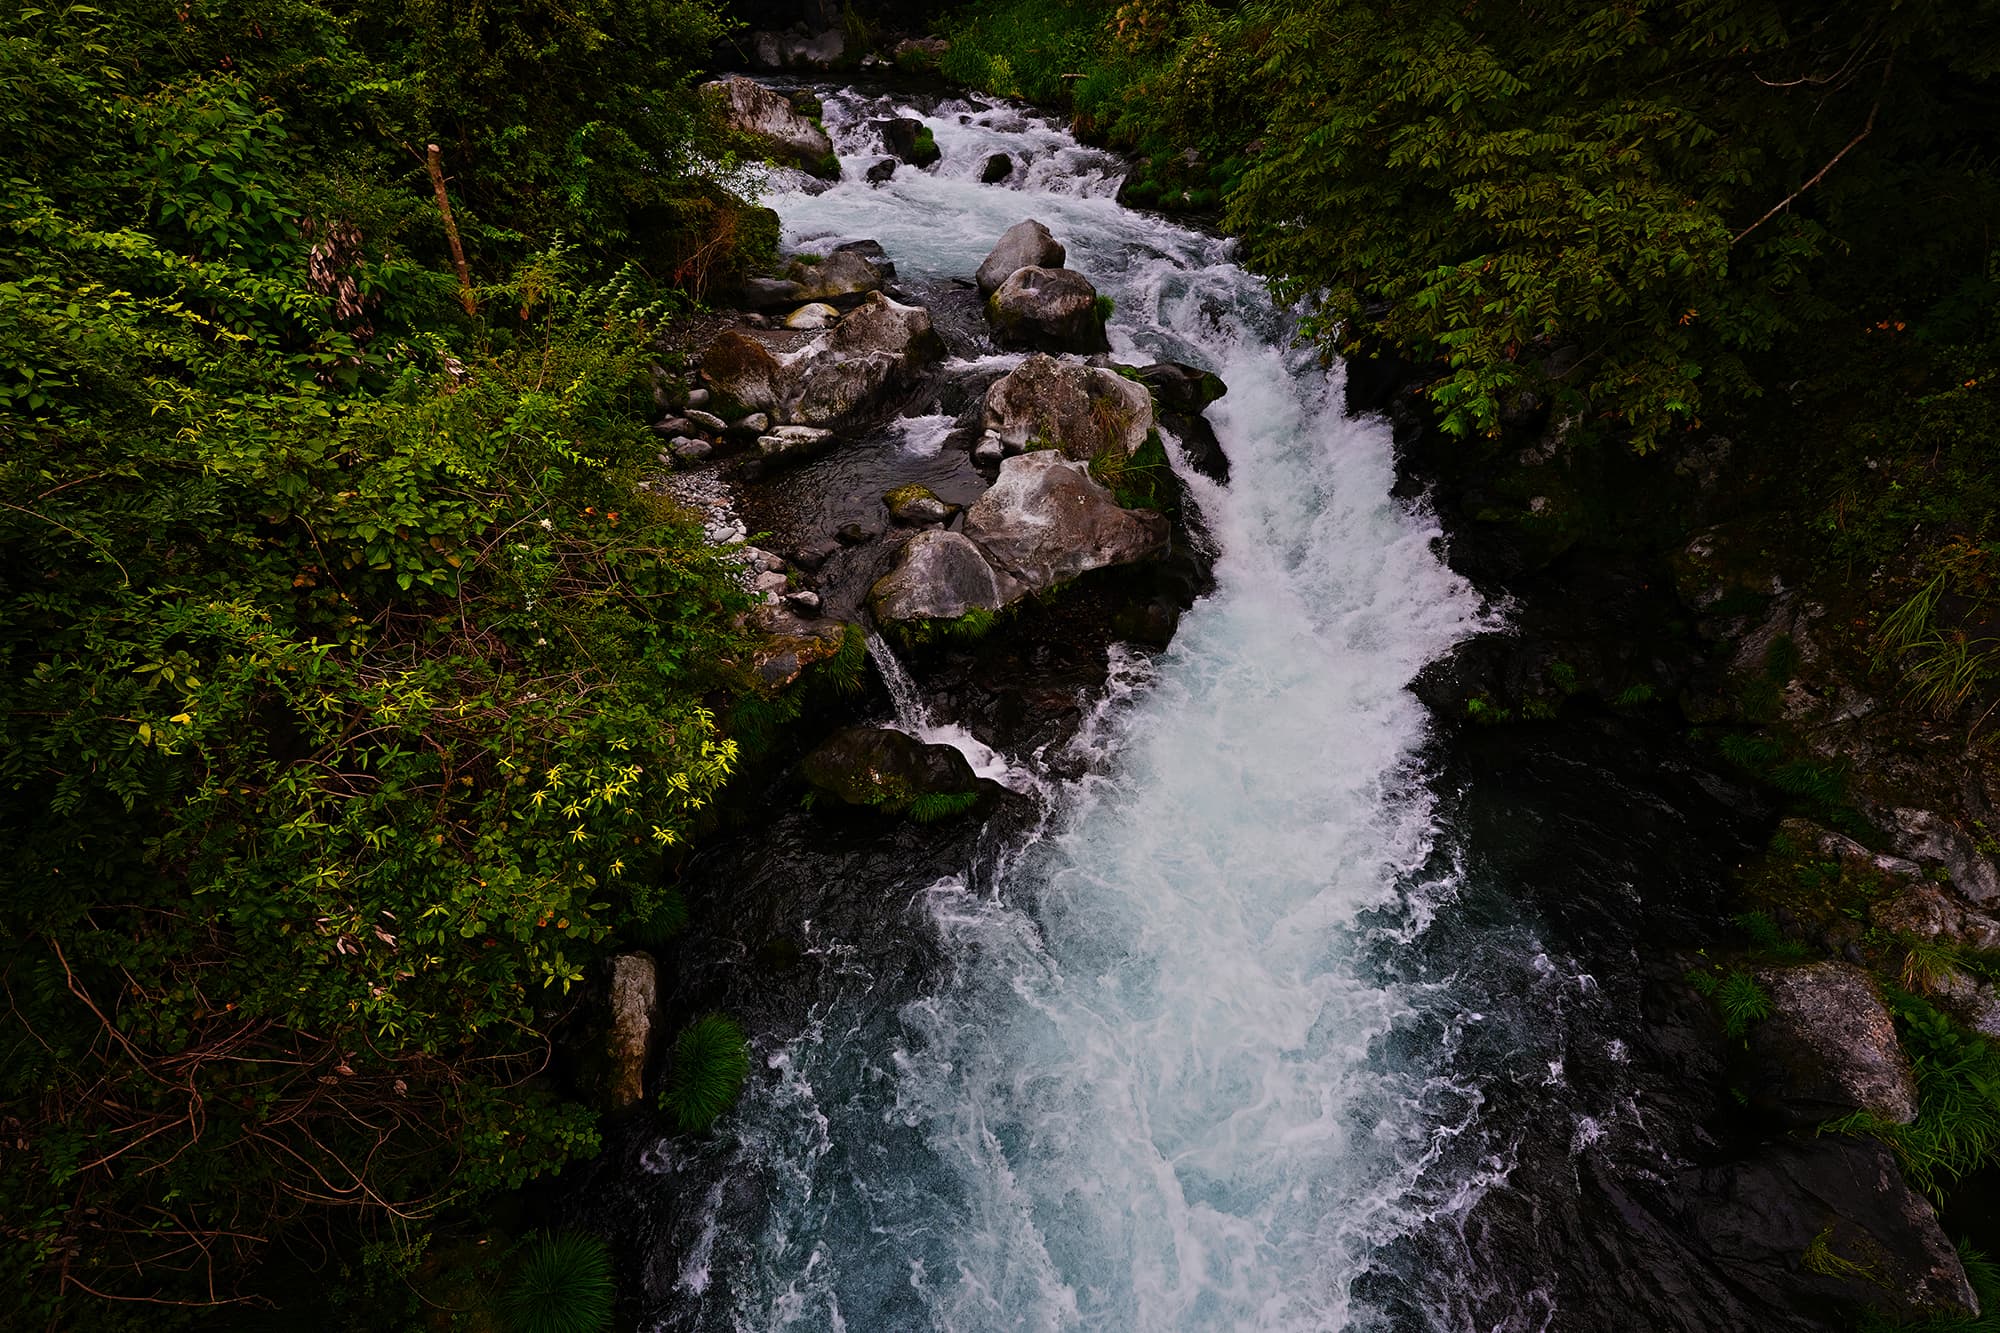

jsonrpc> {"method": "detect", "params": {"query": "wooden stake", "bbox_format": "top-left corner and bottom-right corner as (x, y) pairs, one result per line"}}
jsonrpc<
(426, 143), (476, 315)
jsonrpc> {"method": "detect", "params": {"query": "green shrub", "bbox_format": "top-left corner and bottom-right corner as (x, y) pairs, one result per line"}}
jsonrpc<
(1688, 965), (1773, 1038)
(660, 1014), (751, 1133)
(498, 1232), (615, 1333)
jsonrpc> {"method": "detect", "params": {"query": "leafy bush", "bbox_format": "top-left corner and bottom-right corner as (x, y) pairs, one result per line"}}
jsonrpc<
(498, 1232), (615, 1333)
(660, 1014), (751, 1133)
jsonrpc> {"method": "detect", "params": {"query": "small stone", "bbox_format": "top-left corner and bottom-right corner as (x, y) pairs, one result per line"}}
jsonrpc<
(684, 387), (711, 409)
(782, 589), (822, 616)
(866, 158), (897, 184)
(981, 153), (1013, 184)
(654, 416), (691, 435)
(835, 521), (875, 545)
(751, 569), (789, 596)
(685, 409), (728, 433)
(671, 438), (712, 462)
(785, 302), (841, 330)
(728, 412), (771, 436)
(972, 433), (1006, 467)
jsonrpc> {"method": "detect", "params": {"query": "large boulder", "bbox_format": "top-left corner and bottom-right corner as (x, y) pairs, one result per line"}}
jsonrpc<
(981, 353), (1155, 461)
(701, 76), (838, 178)
(746, 602), (850, 688)
(963, 452), (1168, 595)
(987, 266), (1109, 353)
(976, 219), (1066, 295)
(788, 292), (943, 426)
(1745, 962), (1918, 1126)
(868, 530), (1023, 623)
(799, 726), (981, 813)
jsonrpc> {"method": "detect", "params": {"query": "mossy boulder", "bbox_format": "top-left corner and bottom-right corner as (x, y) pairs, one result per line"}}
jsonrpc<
(884, 484), (954, 526)
(980, 353), (1154, 461)
(799, 726), (981, 814)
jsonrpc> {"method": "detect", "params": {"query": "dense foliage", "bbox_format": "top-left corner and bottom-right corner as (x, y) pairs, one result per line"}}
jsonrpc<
(943, 0), (2000, 450)
(0, 0), (776, 1323)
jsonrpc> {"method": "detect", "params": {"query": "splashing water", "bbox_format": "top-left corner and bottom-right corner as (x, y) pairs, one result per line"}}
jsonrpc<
(669, 87), (1502, 1332)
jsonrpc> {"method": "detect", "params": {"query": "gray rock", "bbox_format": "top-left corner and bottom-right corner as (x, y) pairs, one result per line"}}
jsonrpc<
(786, 248), (887, 307)
(869, 530), (1023, 623)
(1873, 880), (2000, 952)
(785, 301), (841, 330)
(751, 569), (789, 598)
(976, 219), (1066, 296)
(971, 432), (1006, 467)
(777, 29), (846, 68)
(602, 952), (658, 1111)
(1893, 808), (2000, 904)
(756, 425), (837, 468)
(1746, 962), (1918, 1126)
(835, 521), (875, 545)
(988, 266), (1110, 353)
(963, 452), (1167, 595)
(782, 589), (822, 617)
(684, 408), (727, 434)
(981, 153), (1013, 184)
(654, 416), (691, 436)
(982, 353), (1156, 461)
(727, 412), (770, 436)
(785, 292), (944, 427)
(685, 387), (710, 409)
(700, 76), (838, 177)
(670, 438), (711, 462)
(884, 484), (954, 526)
(866, 158), (897, 184)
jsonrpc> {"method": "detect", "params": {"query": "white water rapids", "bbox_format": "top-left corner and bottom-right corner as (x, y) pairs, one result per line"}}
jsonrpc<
(662, 88), (1505, 1331)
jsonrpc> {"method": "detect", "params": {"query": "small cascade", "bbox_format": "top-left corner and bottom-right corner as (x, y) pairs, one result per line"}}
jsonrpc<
(861, 625), (930, 731)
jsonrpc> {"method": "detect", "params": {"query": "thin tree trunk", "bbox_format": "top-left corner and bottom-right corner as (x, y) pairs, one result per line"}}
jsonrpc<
(426, 143), (476, 315)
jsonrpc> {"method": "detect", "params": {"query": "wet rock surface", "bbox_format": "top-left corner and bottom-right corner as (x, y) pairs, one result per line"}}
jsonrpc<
(980, 352), (1154, 460)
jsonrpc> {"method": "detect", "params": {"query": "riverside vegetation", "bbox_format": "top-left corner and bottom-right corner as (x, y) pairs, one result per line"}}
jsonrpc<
(8, 0), (2000, 1327)
(0, 0), (781, 1325)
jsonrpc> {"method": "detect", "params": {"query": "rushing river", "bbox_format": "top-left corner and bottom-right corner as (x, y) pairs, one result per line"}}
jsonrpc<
(655, 87), (1538, 1332)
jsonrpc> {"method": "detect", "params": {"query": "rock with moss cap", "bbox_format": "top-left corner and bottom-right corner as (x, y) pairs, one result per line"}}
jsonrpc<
(884, 484), (954, 526)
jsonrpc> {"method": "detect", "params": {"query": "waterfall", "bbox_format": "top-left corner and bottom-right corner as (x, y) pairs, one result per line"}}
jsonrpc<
(661, 88), (1499, 1332)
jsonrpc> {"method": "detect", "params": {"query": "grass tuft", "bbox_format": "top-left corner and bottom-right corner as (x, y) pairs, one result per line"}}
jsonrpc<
(497, 1232), (614, 1333)
(906, 790), (982, 823)
(659, 1014), (751, 1133)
